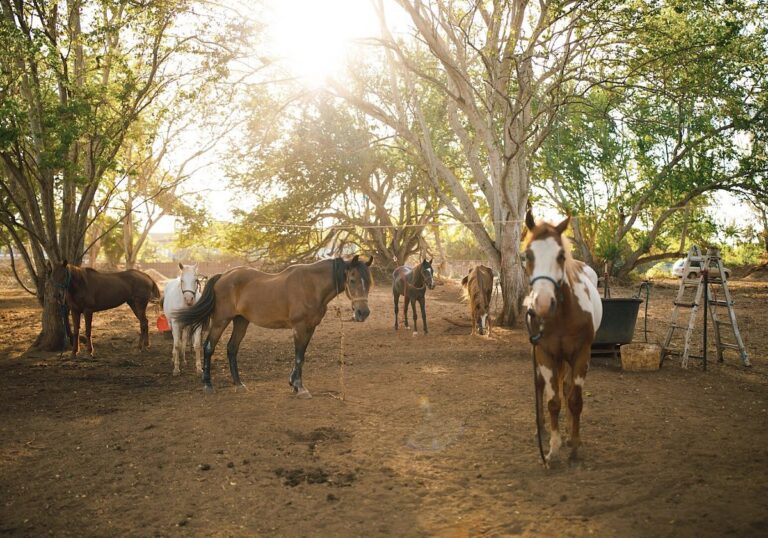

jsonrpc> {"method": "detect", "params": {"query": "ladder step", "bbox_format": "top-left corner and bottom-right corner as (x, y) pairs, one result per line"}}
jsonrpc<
(674, 301), (697, 308)
(718, 343), (742, 350)
(714, 319), (733, 326)
(709, 300), (731, 307)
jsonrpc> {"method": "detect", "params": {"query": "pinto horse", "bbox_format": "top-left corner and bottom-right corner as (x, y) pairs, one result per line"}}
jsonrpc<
(461, 264), (494, 336)
(174, 255), (373, 396)
(523, 211), (602, 464)
(392, 259), (435, 334)
(49, 261), (160, 357)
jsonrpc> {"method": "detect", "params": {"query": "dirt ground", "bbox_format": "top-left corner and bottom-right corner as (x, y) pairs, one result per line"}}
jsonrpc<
(1, 276), (767, 537)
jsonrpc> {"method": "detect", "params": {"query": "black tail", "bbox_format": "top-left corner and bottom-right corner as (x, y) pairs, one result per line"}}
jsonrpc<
(173, 273), (222, 332)
(150, 280), (161, 302)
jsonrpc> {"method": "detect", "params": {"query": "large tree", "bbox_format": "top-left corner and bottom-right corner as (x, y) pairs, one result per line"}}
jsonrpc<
(536, 0), (768, 277)
(334, 0), (617, 324)
(0, 0), (231, 350)
(228, 98), (439, 268)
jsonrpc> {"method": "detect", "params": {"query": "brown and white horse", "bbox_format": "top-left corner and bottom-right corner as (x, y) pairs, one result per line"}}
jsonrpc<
(461, 264), (494, 336)
(523, 210), (602, 464)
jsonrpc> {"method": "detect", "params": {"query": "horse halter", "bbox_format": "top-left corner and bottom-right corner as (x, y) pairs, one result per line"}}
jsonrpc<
(529, 275), (564, 303)
(181, 279), (200, 298)
(333, 258), (368, 306)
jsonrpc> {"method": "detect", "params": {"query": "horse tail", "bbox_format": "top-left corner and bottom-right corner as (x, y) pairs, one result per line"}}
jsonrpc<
(173, 273), (222, 332)
(150, 280), (161, 302)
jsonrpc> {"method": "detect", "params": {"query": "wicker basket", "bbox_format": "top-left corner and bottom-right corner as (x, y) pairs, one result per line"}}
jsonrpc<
(620, 343), (661, 371)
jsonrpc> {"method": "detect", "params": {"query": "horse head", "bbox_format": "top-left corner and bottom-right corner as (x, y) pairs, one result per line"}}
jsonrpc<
(343, 254), (374, 322)
(523, 210), (571, 319)
(178, 262), (199, 306)
(420, 258), (435, 290)
(49, 260), (72, 304)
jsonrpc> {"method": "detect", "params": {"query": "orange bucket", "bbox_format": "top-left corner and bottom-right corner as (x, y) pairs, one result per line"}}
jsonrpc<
(156, 313), (171, 332)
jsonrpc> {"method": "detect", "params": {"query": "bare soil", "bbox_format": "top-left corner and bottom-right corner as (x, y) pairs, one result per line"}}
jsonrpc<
(1, 277), (767, 537)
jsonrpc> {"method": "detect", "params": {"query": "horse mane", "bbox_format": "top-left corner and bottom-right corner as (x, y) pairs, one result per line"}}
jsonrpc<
(332, 257), (348, 294)
(561, 233), (581, 288)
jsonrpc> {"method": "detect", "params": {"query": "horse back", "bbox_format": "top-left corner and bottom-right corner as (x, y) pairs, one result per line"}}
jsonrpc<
(214, 266), (309, 328)
(392, 265), (412, 296)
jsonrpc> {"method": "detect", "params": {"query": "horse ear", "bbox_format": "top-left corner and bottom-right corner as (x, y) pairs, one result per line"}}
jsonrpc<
(178, 262), (184, 271)
(365, 255), (373, 267)
(62, 259), (68, 267)
(461, 275), (468, 287)
(555, 216), (571, 235)
(45, 260), (52, 274)
(429, 258), (433, 265)
(525, 210), (536, 230)
(351, 254), (359, 265)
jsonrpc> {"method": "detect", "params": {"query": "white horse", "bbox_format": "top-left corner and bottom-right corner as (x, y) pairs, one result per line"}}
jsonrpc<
(164, 263), (203, 376)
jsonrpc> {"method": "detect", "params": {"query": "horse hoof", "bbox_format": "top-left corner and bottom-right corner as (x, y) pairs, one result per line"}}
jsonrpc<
(295, 387), (312, 399)
(203, 384), (214, 394)
(172, 369), (181, 377)
(235, 383), (248, 393)
(412, 331), (418, 336)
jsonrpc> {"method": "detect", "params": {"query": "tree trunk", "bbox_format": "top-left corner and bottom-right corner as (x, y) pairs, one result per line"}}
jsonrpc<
(31, 278), (69, 352)
(497, 221), (527, 326)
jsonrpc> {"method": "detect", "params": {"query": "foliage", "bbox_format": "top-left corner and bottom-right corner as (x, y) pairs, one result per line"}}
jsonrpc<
(535, 0), (768, 277)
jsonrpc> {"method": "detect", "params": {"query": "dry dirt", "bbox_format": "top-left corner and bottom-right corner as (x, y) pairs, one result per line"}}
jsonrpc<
(1, 277), (767, 537)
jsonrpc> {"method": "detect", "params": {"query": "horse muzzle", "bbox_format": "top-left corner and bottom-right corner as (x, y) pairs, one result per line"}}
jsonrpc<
(352, 303), (370, 322)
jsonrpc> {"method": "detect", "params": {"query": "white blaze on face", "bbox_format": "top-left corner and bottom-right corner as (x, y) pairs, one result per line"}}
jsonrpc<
(528, 237), (564, 316)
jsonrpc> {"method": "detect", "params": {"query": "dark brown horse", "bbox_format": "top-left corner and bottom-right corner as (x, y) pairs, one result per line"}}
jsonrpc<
(174, 255), (373, 396)
(392, 259), (435, 334)
(48, 261), (160, 357)
(461, 264), (494, 336)
(523, 211), (602, 465)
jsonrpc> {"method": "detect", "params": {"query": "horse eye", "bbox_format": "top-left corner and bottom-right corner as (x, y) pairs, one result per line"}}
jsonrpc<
(557, 251), (565, 263)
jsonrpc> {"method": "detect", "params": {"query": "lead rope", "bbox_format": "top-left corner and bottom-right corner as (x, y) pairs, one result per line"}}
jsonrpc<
(525, 309), (547, 465)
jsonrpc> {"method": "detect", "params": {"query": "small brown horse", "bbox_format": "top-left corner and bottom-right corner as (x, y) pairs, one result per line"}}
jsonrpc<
(523, 211), (602, 465)
(392, 259), (435, 334)
(49, 261), (160, 357)
(174, 255), (373, 396)
(461, 264), (494, 336)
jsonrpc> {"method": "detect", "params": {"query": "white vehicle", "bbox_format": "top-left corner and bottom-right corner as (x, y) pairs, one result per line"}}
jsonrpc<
(671, 258), (731, 280)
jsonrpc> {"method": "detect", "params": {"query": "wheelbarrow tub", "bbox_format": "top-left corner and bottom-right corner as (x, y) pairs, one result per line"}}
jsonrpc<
(593, 298), (642, 345)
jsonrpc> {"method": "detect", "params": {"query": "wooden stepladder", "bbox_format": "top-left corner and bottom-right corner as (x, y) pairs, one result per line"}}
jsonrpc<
(661, 246), (751, 368)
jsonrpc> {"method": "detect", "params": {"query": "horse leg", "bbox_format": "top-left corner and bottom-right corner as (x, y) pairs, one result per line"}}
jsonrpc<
(567, 347), (590, 460)
(393, 291), (399, 330)
(403, 295), (411, 330)
(193, 325), (203, 374)
(70, 309), (82, 358)
(84, 311), (95, 357)
(226, 316), (249, 390)
(180, 325), (190, 367)
(410, 295), (418, 334)
(538, 356), (563, 465)
(419, 296), (428, 334)
(127, 301), (150, 351)
(171, 321), (182, 376)
(202, 318), (231, 393)
(289, 323), (316, 399)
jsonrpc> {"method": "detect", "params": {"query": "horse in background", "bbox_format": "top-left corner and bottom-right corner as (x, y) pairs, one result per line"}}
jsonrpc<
(174, 255), (374, 396)
(523, 210), (602, 465)
(461, 264), (494, 336)
(163, 263), (203, 376)
(392, 259), (435, 334)
(48, 260), (160, 357)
